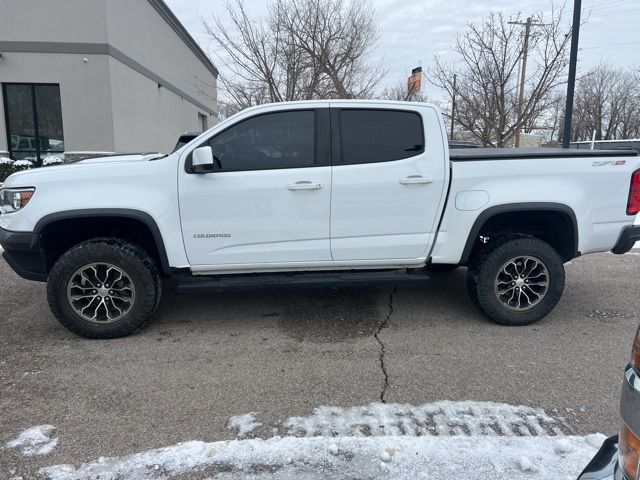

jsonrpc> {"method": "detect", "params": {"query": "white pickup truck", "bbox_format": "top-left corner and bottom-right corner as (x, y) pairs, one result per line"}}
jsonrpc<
(1, 100), (639, 338)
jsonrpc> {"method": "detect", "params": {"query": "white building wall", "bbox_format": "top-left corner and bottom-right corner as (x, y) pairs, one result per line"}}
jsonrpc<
(104, 0), (217, 112)
(0, 0), (108, 43)
(0, 0), (217, 156)
(0, 52), (115, 153)
(107, 57), (210, 153)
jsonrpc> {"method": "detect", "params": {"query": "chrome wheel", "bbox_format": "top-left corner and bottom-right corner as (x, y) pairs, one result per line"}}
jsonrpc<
(494, 256), (549, 311)
(66, 263), (136, 324)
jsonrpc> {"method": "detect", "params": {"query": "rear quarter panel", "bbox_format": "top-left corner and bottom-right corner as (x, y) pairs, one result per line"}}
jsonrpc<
(430, 155), (640, 264)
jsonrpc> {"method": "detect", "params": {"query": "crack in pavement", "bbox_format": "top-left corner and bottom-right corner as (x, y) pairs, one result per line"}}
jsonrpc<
(374, 285), (397, 403)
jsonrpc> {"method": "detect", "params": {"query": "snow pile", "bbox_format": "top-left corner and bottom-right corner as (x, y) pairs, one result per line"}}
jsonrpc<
(0, 156), (13, 165)
(6, 425), (58, 456)
(226, 413), (262, 437)
(34, 401), (602, 480)
(39, 435), (600, 480)
(282, 401), (566, 437)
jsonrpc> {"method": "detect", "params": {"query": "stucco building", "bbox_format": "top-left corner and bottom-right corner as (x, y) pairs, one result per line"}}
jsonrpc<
(0, 0), (218, 163)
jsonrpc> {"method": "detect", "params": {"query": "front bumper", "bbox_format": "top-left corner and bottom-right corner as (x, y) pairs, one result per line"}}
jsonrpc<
(578, 366), (640, 480)
(0, 225), (48, 282)
(577, 435), (623, 480)
(612, 225), (640, 255)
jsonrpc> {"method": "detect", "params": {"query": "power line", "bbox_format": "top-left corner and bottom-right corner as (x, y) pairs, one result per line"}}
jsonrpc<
(590, 6), (640, 18)
(582, 39), (640, 49)
(588, 0), (638, 11)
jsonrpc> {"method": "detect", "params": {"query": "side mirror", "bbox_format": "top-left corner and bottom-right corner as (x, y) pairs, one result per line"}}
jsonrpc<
(191, 146), (215, 173)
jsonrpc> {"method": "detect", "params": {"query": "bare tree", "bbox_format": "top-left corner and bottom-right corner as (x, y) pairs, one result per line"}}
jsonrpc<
(571, 64), (640, 141)
(429, 5), (572, 147)
(204, 0), (384, 115)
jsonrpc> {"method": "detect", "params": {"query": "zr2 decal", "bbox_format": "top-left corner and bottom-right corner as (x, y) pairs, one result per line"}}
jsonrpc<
(592, 160), (626, 167)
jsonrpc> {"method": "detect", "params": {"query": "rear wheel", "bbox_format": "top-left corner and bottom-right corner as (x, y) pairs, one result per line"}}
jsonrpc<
(47, 239), (161, 338)
(467, 236), (565, 326)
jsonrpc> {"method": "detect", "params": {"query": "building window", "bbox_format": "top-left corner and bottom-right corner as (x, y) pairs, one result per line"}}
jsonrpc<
(3, 83), (64, 166)
(198, 112), (207, 132)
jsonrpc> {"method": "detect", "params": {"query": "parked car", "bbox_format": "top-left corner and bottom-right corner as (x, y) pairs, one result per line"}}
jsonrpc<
(578, 324), (640, 480)
(172, 131), (201, 153)
(1, 100), (640, 338)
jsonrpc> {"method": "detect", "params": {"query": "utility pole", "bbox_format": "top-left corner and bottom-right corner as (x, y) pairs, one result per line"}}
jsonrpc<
(450, 73), (457, 141)
(562, 0), (582, 148)
(509, 17), (548, 147)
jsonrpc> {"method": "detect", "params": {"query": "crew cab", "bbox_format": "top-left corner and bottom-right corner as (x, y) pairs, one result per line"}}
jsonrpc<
(1, 100), (639, 338)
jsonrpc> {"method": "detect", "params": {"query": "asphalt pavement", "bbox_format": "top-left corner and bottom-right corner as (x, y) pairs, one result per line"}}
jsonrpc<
(1, 251), (639, 477)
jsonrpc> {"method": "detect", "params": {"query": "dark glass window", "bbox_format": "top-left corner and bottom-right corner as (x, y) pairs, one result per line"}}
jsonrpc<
(340, 109), (424, 164)
(3, 83), (64, 165)
(206, 110), (315, 171)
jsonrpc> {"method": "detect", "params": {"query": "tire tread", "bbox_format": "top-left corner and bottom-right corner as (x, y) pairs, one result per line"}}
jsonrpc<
(47, 239), (161, 338)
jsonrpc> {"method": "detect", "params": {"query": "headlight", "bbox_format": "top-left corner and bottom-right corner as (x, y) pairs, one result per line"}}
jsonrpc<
(0, 188), (35, 214)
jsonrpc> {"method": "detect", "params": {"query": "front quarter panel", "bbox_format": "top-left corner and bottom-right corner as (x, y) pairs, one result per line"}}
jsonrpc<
(0, 157), (189, 269)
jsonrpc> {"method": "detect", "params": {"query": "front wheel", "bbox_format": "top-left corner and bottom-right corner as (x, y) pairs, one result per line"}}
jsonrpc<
(467, 237), (565, 326)
(47, 239), (161, 338)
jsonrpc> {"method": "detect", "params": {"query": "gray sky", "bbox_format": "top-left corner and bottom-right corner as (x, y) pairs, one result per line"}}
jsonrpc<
(165, 0), (639, 97)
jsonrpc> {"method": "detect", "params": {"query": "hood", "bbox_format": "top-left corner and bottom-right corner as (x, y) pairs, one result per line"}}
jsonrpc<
(2, 152), (169, 188)
(72, 152), (165, 164)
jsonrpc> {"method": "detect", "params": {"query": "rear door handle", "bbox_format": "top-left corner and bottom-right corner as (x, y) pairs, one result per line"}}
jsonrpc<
(287, 181), (323, 191)
(399, 175), (433, 185)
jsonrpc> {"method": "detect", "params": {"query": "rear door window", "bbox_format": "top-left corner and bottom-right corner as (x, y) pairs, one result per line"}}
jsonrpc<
(339, 109), (424, 165)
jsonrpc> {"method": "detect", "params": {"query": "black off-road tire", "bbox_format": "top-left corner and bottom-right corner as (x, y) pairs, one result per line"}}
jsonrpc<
(466, 236), (565, 326)
(47, 239), (161, 338)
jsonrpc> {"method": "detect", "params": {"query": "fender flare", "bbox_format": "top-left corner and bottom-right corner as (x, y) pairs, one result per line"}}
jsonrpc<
(459, 202), (579, 265)
(34, 208), (171, 275)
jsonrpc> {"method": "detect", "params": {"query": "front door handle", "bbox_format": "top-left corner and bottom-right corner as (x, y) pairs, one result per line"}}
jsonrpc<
(287, 181), (323, 191)
(399, 175), (433, 185)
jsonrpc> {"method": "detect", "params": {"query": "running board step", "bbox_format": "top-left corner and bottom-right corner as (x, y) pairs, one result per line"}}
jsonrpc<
(176, 270), (430, 292)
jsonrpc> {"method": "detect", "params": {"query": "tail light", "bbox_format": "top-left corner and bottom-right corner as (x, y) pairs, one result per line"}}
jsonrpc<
(627, 169), (640, 215)
(620, 425), (640, 480)
(633, 325), (640, 375)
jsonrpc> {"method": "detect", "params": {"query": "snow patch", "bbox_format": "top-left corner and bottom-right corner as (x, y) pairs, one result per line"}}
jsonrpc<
(42, 155), (63, 166)
(282, 401), (565, 437)
(12, 159), (33, 168)
(585, 433), (607, 449)
(39, 435), (601, 480)
(518, 455), (535, 471)
(226, 413), (262, 437)
(555, 438), (574, 454)
(6, 425), (58, 456)
(34, 403), (603, 480)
